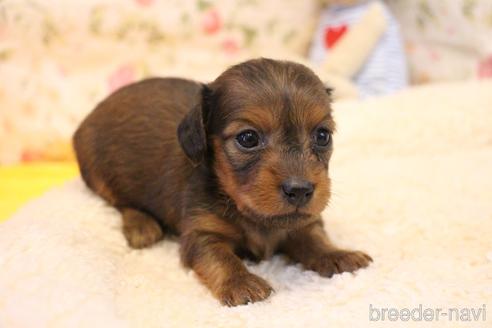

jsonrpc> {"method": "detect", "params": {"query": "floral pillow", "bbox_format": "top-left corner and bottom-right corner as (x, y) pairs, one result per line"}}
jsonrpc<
(0, 0), (321, 164)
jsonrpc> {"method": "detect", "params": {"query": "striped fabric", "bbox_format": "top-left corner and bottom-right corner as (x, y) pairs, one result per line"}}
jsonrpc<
(309, 0), (408, 98)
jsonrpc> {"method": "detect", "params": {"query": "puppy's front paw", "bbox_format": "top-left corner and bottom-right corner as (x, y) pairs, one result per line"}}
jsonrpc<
(309, 250), (372, 278)
(218, 273), (274, 307)
(123, 218), (163, 249)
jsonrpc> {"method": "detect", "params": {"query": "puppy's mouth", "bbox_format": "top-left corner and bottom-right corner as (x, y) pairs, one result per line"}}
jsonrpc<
(239, 206), (313, 228)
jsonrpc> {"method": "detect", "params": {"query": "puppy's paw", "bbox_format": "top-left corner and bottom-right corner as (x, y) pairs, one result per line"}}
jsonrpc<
(309, 250), (372, 278)
(218, 273), (274, 307)
(123, 217), (163, 249)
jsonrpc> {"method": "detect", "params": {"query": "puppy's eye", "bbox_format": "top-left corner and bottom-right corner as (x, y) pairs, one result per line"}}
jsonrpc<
(236, 130), (260, 149)
(314, 128), (331, 147)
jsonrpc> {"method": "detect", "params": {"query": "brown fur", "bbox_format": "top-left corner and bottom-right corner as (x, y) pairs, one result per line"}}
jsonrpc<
(92, 179), (117, 206)
(122, 208), (164, 249)
(73, 58), (372, 306)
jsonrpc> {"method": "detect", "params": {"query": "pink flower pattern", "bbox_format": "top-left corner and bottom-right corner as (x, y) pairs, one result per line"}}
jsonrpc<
(478, 55), (492, 78)
(0, 25), (6, 40)
(21, 150), (43, 162)
(201, 9), (222, 35)
(107, 64), (136, 93)
(221, 38), (239, 56)
(135, 0), (155, 7)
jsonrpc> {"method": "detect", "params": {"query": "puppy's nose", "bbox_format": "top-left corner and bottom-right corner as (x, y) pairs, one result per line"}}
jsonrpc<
(281, 179), (314, 207)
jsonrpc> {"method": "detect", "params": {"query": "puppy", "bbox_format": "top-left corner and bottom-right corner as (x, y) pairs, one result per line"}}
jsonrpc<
(73, 58), (372, 306)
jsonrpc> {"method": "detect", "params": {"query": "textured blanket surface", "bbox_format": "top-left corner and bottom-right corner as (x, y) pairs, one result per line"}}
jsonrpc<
(1, 81), (491, 327)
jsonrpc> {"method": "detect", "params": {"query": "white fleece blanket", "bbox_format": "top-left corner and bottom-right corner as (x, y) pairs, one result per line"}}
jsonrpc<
(1, 81), (492, 328)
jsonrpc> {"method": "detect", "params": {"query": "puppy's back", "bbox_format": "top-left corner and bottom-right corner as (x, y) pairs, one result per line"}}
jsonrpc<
(73, 78), (202, 228)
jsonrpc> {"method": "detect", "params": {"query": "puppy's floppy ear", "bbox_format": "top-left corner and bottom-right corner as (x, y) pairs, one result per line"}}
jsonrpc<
(177, 84), (211, 165)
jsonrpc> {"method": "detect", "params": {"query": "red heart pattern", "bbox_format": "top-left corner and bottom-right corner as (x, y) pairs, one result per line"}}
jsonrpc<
(324, 25), (348, 49)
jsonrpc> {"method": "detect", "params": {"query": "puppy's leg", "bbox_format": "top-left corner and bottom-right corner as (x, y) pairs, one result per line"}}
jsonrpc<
(180, 215), (273, 306)
(282, 220), (372, 278)
(121, 208), (164, 249)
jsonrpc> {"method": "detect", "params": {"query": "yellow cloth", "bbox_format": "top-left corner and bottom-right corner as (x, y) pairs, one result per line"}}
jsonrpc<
(0, 162), (79, 222)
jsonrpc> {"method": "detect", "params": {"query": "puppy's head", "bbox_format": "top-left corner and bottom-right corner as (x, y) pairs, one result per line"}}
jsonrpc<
(178, 58), (334, 228)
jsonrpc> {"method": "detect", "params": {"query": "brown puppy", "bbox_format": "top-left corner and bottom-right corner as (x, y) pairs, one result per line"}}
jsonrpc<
(73, 58), (372, 306)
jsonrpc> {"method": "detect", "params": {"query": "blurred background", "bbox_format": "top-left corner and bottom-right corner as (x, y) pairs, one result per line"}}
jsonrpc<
(1, 0), (492, 220)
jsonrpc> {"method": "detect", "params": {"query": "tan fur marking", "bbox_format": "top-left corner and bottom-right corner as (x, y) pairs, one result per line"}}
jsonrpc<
(243, 227), (287, 259)
(181, 231), (273, 306)
(282, 220), (372, 278)
(122, 208), (164, 249)
(212, 138), (246, 211)
(92, 178), (116, 206)
(230, 107), (276, 133)
(182, 212), (242, 242)
(304, 106), (336, 132)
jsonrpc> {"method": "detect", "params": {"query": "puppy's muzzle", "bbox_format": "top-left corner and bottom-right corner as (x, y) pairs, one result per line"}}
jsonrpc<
(281, 178), (314, 208)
